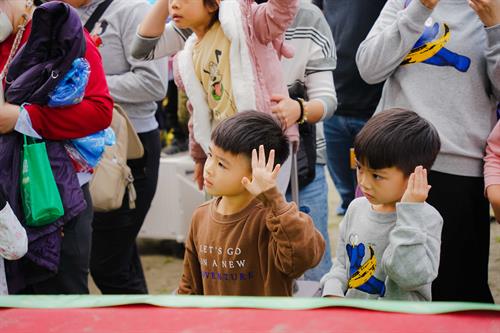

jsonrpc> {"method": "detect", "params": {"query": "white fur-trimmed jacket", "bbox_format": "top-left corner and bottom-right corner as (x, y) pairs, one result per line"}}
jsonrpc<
(132, 0), (299, 162)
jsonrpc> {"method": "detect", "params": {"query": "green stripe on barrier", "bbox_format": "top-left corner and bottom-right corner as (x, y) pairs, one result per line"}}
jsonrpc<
(0, 295), (499, 314)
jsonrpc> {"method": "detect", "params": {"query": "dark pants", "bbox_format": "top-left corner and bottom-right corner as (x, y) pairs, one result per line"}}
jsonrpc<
(427, 171), (494, 303)
(23, 184), (93, 294)
(90, 129), (160, 294)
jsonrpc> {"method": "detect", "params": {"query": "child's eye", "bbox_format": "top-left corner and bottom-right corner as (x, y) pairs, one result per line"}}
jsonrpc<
(218, 162), (226, 169)
(373, 174), (383, 180)
(207, 152), (212, 158)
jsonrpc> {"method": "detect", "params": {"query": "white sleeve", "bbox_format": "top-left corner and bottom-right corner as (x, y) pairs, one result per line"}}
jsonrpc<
(305, 70), (337, 121)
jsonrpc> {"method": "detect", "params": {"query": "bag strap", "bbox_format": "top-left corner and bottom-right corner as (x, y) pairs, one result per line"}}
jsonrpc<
(113, 104), (144, 159)
(23, 134), (37, 146)
(84, 0), (114, 32)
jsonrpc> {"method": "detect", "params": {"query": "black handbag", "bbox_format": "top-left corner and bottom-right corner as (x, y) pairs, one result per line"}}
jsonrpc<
(296, 121), (317, 189)
(288, 83), (317, 190)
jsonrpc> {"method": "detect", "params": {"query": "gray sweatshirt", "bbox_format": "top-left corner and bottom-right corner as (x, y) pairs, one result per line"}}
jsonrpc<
(321, 197), (443, 301)
(76, 0), (169, 133)
(356, 0), (500, 177)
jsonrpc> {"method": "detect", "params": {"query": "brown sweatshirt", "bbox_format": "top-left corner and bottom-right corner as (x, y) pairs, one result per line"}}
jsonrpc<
(178, 187), (326, 296)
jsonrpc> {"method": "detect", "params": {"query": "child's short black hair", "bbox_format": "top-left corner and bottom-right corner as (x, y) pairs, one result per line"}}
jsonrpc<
(211, 111), (289, 166)
(354, 109), (441, 175)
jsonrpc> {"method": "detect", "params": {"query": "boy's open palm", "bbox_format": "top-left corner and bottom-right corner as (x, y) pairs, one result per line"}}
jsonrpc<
(401, 166), (431, 203)
(242, 145), (281, 196)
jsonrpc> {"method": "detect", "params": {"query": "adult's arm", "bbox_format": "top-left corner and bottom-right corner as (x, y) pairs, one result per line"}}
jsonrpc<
(484, 121), (500, 221)
(356, 0), (433, 84)
(105, 4), (168, 105)
(484, 24), (500, 99)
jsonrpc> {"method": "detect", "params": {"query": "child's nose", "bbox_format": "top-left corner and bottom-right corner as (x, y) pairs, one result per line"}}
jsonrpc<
(205, 160), (214, 175)
(357, 173), (370, 189)
(169, 0), (180, 9)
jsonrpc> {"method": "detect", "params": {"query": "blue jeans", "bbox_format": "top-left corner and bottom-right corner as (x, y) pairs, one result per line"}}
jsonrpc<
(287, 164), (332, 281)
(324, 115), (368, 214)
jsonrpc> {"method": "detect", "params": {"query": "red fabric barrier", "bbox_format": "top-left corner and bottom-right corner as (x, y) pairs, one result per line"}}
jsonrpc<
(1, 305), (499, 332)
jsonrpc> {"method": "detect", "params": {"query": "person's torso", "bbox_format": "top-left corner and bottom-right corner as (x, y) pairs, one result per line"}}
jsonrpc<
(324, 0), (386, 117)
(280, 2), (336, 162)
(193, 21), (237, 126)
(342, 198), (431, 301)
(377, 0), (497, 176)
(190, 199), (294, 296)
(342, 198), (394, 299)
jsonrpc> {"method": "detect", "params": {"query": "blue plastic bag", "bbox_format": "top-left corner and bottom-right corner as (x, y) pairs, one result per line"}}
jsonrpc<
(71, 127), (115, 168)
(48, 58), (90, 107)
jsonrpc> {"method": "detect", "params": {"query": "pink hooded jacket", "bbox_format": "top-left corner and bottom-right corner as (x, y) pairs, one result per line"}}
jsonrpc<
(173, 0), (299, 163)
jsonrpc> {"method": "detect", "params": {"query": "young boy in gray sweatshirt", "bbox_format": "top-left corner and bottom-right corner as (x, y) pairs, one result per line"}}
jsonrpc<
(321, 109), (443, 301)
(355, 0), (500, 303)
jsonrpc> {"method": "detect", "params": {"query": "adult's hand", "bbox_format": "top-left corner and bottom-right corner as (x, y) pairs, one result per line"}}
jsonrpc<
(469, 0), (500, 27)
(270, 94), (301, 129)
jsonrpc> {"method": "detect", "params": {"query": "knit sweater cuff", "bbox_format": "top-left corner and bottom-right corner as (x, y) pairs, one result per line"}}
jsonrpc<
(486, 23), (500, 49)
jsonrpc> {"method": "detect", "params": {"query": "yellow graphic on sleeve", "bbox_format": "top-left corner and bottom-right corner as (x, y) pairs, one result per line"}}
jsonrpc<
(402, 24), (450, 65)
(348, 245), (377, 289)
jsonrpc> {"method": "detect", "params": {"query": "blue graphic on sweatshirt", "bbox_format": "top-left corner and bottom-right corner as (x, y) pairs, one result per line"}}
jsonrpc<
(346, 242), (386, 297)
(402, 20), (471, 72)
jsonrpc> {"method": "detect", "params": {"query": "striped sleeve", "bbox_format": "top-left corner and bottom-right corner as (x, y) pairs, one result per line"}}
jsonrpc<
(284, 4), (336, 75)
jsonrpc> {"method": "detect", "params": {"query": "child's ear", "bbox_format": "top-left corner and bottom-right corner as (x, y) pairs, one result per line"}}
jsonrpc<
(207, 1), (219, 14)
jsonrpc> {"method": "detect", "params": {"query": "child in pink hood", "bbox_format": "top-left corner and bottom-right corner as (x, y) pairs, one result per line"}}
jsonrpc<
(132, 0), (299, 192)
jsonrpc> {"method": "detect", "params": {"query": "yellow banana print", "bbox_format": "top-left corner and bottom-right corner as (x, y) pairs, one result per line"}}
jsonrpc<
(348, 245), (377, 289)
(402, 24), (450, 65)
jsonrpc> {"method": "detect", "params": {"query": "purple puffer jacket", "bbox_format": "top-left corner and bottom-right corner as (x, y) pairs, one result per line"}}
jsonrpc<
(6, 2), (86, 104)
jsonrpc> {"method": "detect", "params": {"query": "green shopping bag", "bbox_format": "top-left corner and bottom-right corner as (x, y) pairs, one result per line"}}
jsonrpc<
(20, 135), (64, 227)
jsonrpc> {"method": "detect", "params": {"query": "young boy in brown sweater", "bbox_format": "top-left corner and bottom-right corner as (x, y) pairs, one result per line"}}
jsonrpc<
(178, 111), (325, 296)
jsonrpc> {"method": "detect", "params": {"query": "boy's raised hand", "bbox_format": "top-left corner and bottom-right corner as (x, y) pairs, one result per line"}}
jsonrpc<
(241, 145), (281, 196)
(469, 0), (500, 27)
(401, 166), (431, 203)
